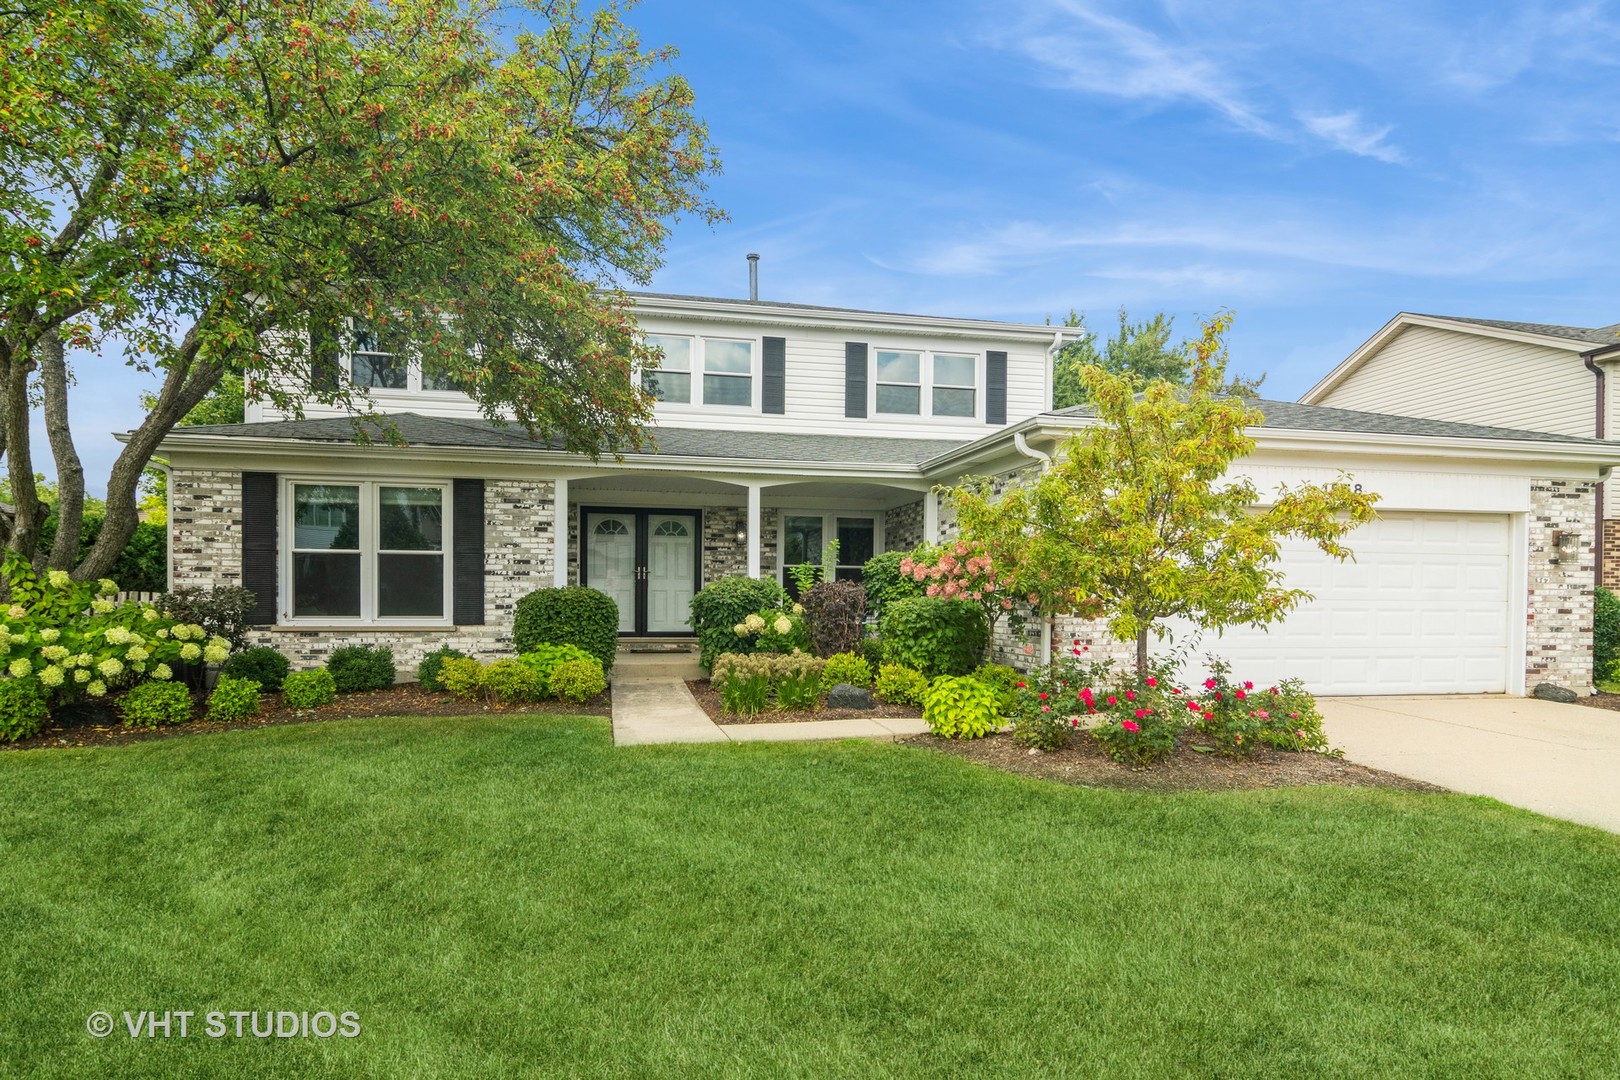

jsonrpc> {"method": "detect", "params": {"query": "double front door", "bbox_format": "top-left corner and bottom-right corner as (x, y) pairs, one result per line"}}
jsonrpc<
(583, 509), (699, 635)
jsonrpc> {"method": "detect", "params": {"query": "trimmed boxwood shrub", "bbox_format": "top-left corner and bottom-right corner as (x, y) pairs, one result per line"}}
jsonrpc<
(880, 596), (989, 679)
(482, 658), (544, 703)
(119, 680), (193, 729)
(689, 576), (789, 669)
(550, 657), (606, 702)
(0, 678), (50, 742)
(219, 646), (290, 691)
(327, 645), (396, 693)
(1597, 587), (1620, 679)
(282, 668), (337, 709)
(418, 646), (469, 692)
(512, 587), (618, 674)
(206, 675), (262, 722)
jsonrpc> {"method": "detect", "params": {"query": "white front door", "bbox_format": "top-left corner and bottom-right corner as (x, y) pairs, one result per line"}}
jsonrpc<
(585, 513), (636, 633)
(646, 514), (697, 633)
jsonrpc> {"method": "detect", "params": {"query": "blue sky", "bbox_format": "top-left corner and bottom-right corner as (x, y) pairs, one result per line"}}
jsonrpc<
(59, 0), (1620, 492)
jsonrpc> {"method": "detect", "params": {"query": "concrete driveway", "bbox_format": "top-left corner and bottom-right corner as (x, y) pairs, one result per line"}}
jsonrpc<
(1319, 696), (1620, 833)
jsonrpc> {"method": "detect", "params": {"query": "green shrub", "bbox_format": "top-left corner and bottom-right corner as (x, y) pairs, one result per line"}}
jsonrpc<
(417, 646), (469, 691)
(973, 662), (1022, 716)
(922, 675), (1001, 739)
(1191, 661), (1263, 757)
(40, 514), (168, 593)
(206, 675), (261, 722)
(861, 550), (926, 617)
(549, 657), (606, 702)
(800, 580), (867, 657)
(518, 643), (597, 687)
(327, 645), (396, 693)
(1597, 587), (1620, 676)
(281, 668), (337, 709)
(721, 672), (771, 717)
(120, 680), (193, 729)
(774, 667), (821, 711)
(0, 678), (50, 742)
(439, 657), (485, 700)
(483, 658), (545, 703)
(735, 607), (811, 654)
(156, 584), (258, 651)
(880, 597), (988, 678)
(1256, 678), (1331, 753)
(821, 652), (873, 691)
(875, 663), (928, 706)
(689, 576), (789, 668)
(512, 586), (618, 673)
(219, 646), (289, 691)
(859, 636), (885, 670)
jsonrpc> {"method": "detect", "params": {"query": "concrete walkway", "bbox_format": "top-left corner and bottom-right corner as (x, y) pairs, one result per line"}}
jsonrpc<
(1319, 695), (1620, 833)
(611, 675), (928, 746)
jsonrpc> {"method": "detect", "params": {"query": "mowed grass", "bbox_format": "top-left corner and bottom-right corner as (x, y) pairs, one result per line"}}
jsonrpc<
(2, 715), (1618, 1078)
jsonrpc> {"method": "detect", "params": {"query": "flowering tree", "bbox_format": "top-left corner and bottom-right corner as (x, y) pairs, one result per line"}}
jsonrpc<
(1, 0), (721, 577)
(945, 313), (1380, 677)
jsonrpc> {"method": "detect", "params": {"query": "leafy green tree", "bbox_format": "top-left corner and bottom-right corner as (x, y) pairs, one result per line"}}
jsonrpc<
(138, 373), (247, 523)
(1052, 309), (1190, 409)
(1, 0), (720, 577)
(947, 313), (1380, 676)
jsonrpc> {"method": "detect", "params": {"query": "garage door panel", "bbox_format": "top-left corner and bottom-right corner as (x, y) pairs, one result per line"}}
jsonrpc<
(1169, 512), (1512, 695)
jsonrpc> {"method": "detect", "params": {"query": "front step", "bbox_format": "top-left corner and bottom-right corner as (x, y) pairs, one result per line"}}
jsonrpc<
(614, 647), (703, 681)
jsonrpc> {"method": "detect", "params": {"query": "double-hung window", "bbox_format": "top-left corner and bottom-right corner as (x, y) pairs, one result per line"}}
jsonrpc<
(351, 319), (408, 389)
(288, 481), (450, 622)
(702, 338), (753, 407)
(932, 353), (977, 417)
(643, 334), (694, 403)
(875, 350), (922, 415)
(874, 349), (978, 419)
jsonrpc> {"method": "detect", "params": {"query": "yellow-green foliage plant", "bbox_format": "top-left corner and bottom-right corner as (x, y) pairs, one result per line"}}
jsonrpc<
(875, 664), (928, 706)
(922, 676), (1001, 739)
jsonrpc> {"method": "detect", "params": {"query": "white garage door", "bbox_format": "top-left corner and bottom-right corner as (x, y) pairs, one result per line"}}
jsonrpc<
(1175, 513), (1513, 695)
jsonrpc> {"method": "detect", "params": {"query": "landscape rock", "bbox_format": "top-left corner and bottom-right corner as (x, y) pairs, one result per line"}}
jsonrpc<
(1532, 682), (1578, 704)
(826, 683), (876, 710)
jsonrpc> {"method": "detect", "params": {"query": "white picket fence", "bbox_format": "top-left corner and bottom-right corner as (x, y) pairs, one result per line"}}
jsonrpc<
(115, 591), (163, 607)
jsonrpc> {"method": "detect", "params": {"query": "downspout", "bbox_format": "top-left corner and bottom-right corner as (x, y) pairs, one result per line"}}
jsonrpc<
(1043, 330), (1065, 412)
(1583, 346), (1617, 587)
(1013, 430), (1055, 666)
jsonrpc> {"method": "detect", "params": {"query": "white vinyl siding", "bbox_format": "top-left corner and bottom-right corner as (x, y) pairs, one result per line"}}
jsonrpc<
(1316, 326), (1595, 438)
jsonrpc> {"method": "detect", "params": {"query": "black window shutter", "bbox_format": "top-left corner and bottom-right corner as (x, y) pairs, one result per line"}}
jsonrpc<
(844, 342), (868, 418)
(452, 479), (485, 625)
(762, 336), (786, 415)
(310, 317), (340, 392)
(241, 472), (279, 625)
(986, 351), (1008, 425)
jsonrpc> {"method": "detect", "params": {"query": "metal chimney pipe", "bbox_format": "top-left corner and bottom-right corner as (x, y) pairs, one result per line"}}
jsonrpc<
(746, 252), (759, 301)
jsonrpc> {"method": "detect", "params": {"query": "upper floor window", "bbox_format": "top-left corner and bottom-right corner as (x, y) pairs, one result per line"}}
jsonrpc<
(642, 335), (755, 409)
(352, 320), (407, 389)
(874, 349), (979, 419)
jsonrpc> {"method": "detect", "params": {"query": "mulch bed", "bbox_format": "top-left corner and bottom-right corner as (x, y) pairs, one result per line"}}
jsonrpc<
(686, 679), (923, 726)
(906, 729), (1447, 794)
(2, 684), (612, 752)
(1575, 693), (1620, 713)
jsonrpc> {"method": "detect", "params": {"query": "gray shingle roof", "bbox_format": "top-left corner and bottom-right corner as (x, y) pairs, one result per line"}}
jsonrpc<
(175, 412), (967, 466)
(1043, 399), (1614, 446)
(1411, 313), (1620, 347)
(627, 290), (1053, 330)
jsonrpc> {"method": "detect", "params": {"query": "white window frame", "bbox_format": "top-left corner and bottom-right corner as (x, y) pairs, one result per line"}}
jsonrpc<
(776, 511), (884, 588)
(874, 349), (923, 417)
(698, 336), (757, 410)
(868, 347), (982, 422)
(345, 317), (468, 398)
(931, 351), (978, 418)
(281, 477), (454, 626)
(641, 333), (695, 405)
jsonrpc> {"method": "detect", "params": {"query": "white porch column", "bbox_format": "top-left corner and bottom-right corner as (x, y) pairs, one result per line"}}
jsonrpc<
(746, 483), (762, 578)
(923, 488), (939, 544)
(552, 477), (570, 588)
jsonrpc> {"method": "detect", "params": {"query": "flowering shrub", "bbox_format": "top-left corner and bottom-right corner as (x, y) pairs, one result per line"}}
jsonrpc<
(281, 667), (338, 709)
(1257, 678), (1331, 752)
(0, 678), (49, 742)
(156, 585), (257, 651)
(1186, 660), (1264, 757)
(1011, 653), (1180, 763)
(120, 680), (195, 729)
(689, 576), (790, 668)
(711, 651), (826, 716)
(860, 551), (926, 618)
(1088, 677), (1178, 765)
(0, 551), (227, 711)
(205, 676), (262, 723)
(732, 607), (810, 654)
(874, 663), (928, 706)
(821, 652), (873, 691)
(1010, 654), (1119, 751)
(879, 596), (988, 678)
(922, 675), (1002, 739)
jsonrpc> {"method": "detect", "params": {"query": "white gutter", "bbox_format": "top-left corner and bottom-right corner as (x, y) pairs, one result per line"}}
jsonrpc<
(1012, 430), (1052, 468)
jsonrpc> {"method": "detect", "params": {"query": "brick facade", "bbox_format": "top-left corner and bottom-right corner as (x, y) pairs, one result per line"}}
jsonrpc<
(1527, 479), (1596, 692)
(1603, 517), (1620, 591)
(883, 499), (925, 552)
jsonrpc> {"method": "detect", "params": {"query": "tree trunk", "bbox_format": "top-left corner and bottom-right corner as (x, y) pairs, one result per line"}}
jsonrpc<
(1135, 626), (1149, 679)
(1, 342), (43, 557)
(38, 331), (86, 571)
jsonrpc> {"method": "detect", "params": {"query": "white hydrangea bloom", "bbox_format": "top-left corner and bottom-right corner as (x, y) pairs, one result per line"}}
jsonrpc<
(74, 653), (94, 668)
(86, 680), (107, 697)
(73, 668), (90, 684)
(46, 569), (71, 588)
(743, 613), (766, 633)
(131, 661), (146, 673)
(792, 603), (805, 615)
(104, 626), (131, 645)
(126, 646), (149, 663)
(155, 628), (171, 639)
(733, 622), (747, 634)
(98, 579), (118, 596)
(151, 663), (172, 681)
(7, 604), (26, 619)
(9, 633), (27, 646)
(8, 657), (30, 677)
(143, 608), (159, 621)
(41, 645), (68, 662)
(773, 615), (793, 635)
(38, 665), (63, 687)
(39, 627), (59, 643)
(203, 643), (228, 664)
(90, 598), (114, 614)
(127, 632), (144, 647)
(180, 643), (202, 662)
(97, 657), (124, 679)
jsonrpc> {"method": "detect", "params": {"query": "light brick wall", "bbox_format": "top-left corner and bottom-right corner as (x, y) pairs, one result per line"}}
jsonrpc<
(1602, 517), (1620, 591)
(1527, 479), (1596, 693)
(700, 507), (778, 585)
(170, 468), (557, 673)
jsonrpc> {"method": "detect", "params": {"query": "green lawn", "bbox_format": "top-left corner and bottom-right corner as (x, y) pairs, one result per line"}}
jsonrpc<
(2, 715), (1618, 1078)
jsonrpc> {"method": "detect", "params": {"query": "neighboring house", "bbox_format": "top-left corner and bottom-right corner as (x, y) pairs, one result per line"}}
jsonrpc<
(153, 294), (1620, 696)
(1301, 312), (1620, 585)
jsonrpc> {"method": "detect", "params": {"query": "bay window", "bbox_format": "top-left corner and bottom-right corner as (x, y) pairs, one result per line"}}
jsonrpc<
(287, 480), (450, 622)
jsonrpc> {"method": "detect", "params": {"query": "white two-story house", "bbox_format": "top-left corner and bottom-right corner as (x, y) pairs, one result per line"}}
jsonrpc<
(155, 290), (1620, 696)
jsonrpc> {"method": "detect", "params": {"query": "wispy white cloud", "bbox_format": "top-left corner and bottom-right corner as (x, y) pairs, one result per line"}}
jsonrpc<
(1298, 110), (1404, 163)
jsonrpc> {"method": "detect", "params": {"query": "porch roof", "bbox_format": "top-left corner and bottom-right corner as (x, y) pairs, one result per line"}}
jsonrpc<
(171, 412), (968, 467)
